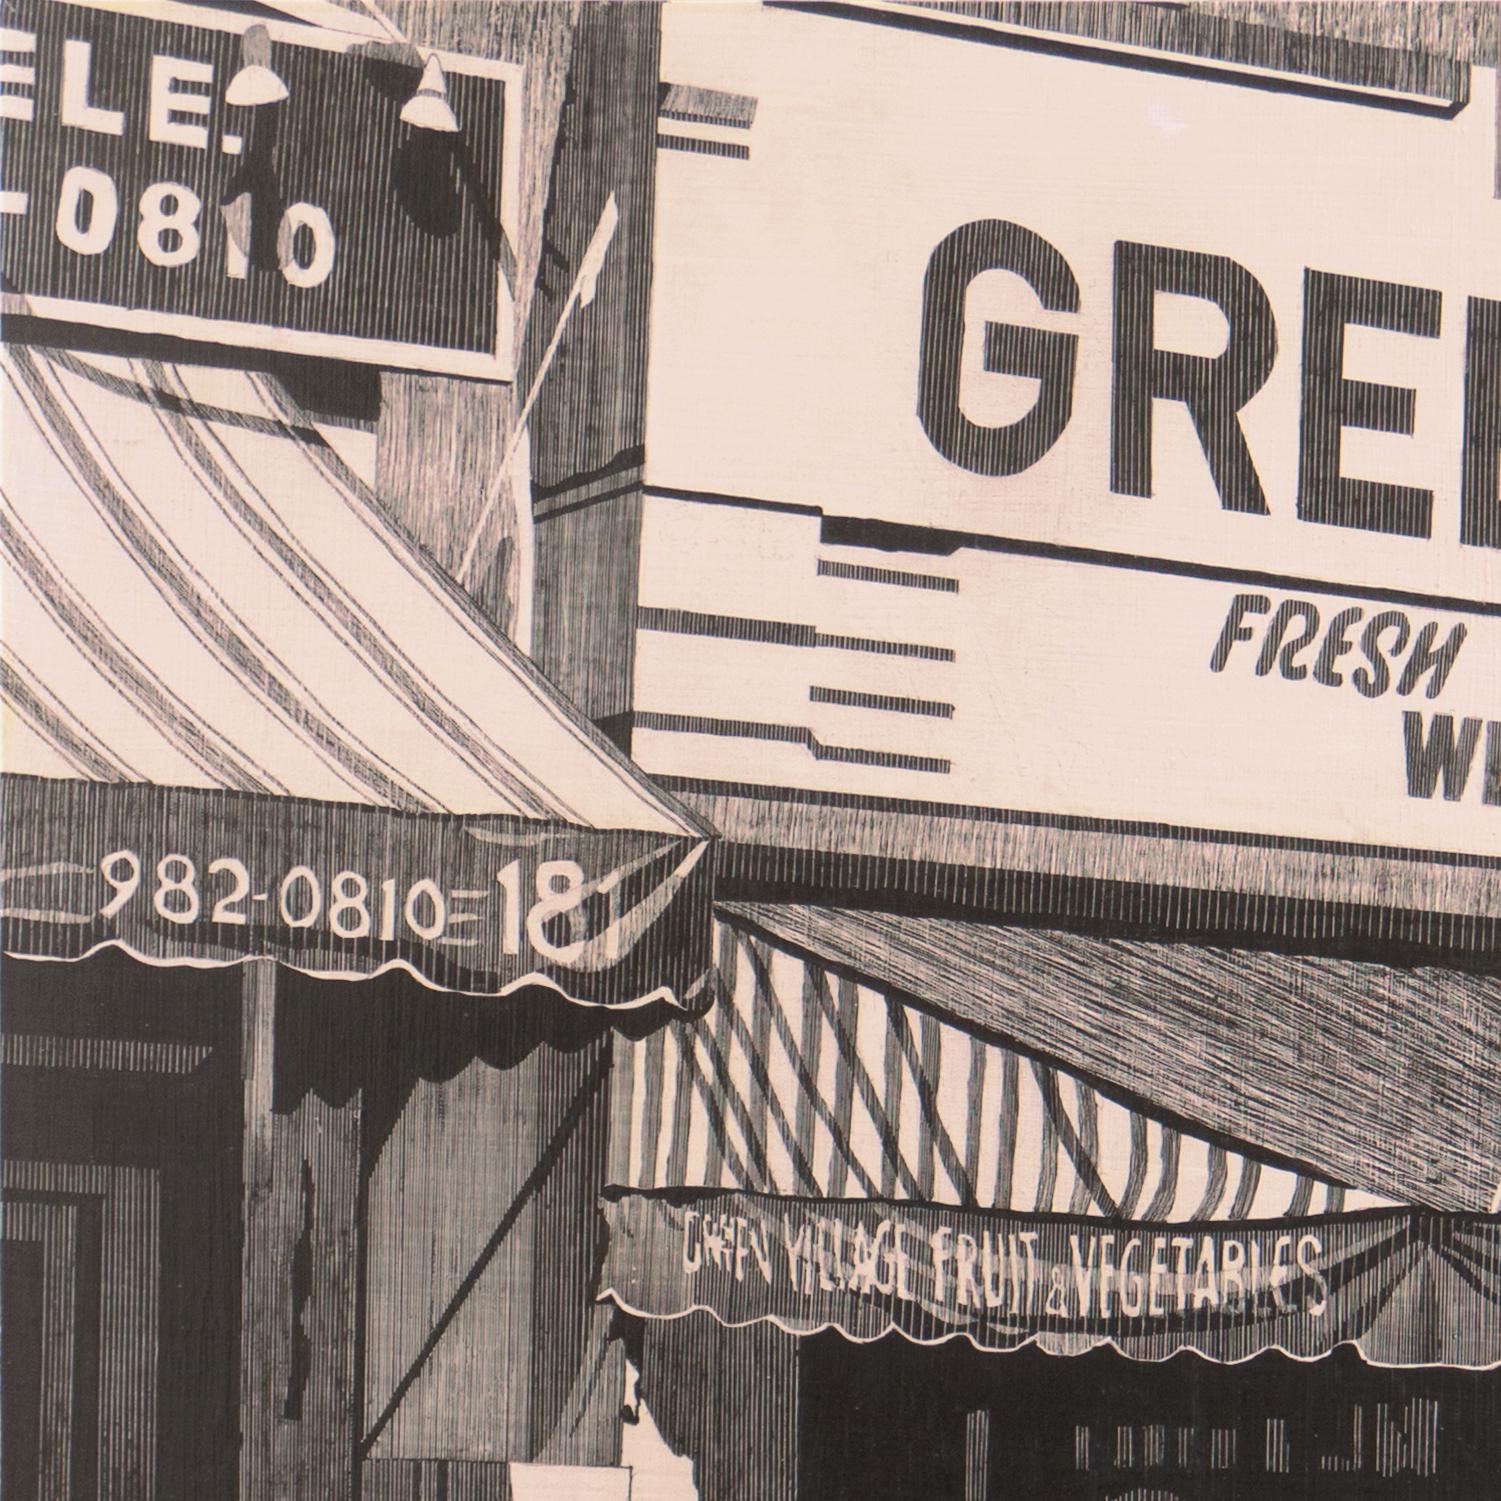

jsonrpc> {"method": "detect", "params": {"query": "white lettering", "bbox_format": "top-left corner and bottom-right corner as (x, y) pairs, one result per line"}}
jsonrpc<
(781, 1215), (811, 1289)
(277, 201), (336, 288)
(1118, 1236), (1144, 1318)
(930, 1226), (953, 1302)
(1148, 1236), (1169, 1316)
(0, 28), (36, 123)
(1018, 1231), (1040, 1313)
(61, 40), (124, 135)
(527, 860), (585, 964)
(1069, 1232), (1098, 1317)
(137, 181), (201, 268)
(682, 1209), (702, 1273)
(56, 166), (118, 257)
(1297, 1233), (1330, 1317)
(148, 55), (212, 150)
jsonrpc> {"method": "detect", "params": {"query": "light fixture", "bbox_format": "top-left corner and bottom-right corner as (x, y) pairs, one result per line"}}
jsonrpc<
(226, 24), (289, 107)
(400, 54), (459, 133)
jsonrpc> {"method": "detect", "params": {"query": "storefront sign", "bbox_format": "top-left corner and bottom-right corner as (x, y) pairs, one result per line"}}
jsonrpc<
(633, 499), (1501, 856)
(599, 1190), (1501, 1367)
(1, 0), (518, 376)
(0, 776), (713, 1007)
(637, 4), (1501, 858)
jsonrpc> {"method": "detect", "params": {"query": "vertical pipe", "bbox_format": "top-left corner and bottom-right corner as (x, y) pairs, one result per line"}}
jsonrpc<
(239, 958), (278, 1501)
(965, 1408), (991, 1501)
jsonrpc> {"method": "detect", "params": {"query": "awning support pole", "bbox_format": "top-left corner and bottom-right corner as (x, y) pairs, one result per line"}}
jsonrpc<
(240, 960), (362, 1501)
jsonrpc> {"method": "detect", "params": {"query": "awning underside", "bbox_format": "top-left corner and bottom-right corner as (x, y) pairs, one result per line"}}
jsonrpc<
(612, 918), (1389, 1220)
(718, 902), (1501, 1214)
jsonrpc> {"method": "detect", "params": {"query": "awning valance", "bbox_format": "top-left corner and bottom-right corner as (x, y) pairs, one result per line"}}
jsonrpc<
(601, 1191), (1501, 1369)
(1, 774), (711, 1005)
(0, 343), (711, 1004)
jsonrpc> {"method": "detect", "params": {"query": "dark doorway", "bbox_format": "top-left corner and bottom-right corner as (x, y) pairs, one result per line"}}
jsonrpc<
(2, 952), (243, 1501)
(3, 1238), (46, 1500)
(799, 1329), (1501, 1500)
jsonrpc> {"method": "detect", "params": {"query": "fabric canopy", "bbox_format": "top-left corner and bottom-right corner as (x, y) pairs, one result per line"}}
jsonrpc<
(0, 343), (711, 1004)
(599, 913), (1501, 1365)
(608, 917), (1377, 1219)
(717, 902), (1501, 1214)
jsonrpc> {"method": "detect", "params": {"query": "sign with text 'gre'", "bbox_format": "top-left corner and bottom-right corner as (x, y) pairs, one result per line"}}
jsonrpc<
(637, 4), (1501, 859)
(1, 0), (518, 376)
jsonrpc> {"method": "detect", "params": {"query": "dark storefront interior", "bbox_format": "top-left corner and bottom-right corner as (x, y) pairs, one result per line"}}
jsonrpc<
(1, 954), (244, 1501)
(800, 1330), (1501, 1500)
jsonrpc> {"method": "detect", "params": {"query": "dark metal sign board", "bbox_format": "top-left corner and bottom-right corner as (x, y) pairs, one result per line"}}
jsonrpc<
(0, 0), (519, 377)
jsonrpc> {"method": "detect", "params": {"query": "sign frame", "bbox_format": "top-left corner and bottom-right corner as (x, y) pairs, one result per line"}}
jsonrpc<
(1, 0), (524, 379)
(633, 0), (1501, 895)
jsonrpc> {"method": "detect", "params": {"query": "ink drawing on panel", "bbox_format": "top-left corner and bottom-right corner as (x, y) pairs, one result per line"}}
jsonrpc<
(1, 3), (1498, 1499)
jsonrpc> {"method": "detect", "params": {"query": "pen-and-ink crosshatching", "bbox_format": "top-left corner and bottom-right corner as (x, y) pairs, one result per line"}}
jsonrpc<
(2, 2), (1498, 1498)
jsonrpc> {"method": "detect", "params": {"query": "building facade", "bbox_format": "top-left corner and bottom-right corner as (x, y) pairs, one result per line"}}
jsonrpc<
(3, 4), (1500, 1501)
(2, 3), (692, 1499)
(596, 4), (1501, 1499)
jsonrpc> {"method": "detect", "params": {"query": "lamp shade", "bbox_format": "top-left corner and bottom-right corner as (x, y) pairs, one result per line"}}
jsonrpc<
(226, 25), (288, 107)
(400, 54), (459, 133)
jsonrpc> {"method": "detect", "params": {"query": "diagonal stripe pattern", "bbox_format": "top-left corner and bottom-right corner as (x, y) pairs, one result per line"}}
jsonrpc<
(0, 344), (693, 834)
(612, 916), (1400, 1222)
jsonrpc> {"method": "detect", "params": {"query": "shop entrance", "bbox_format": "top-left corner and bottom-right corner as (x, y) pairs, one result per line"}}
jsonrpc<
(1, 952), (244, 1501)
(799, 1329), (1501, 1500)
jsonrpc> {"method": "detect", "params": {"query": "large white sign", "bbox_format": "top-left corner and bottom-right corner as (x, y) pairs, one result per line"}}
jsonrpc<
(636, 3), (1501, 859)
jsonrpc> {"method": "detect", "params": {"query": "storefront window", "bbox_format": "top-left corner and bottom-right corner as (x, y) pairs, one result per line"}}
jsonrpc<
(799, 1332), (1501, 1500)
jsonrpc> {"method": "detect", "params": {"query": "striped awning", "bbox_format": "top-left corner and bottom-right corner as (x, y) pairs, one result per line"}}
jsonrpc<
(601, 915), (1501, 1366)
(1, 341), (684, 828)
(0, 341), (711, 1004)
(609, 916), (1388, 1219)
